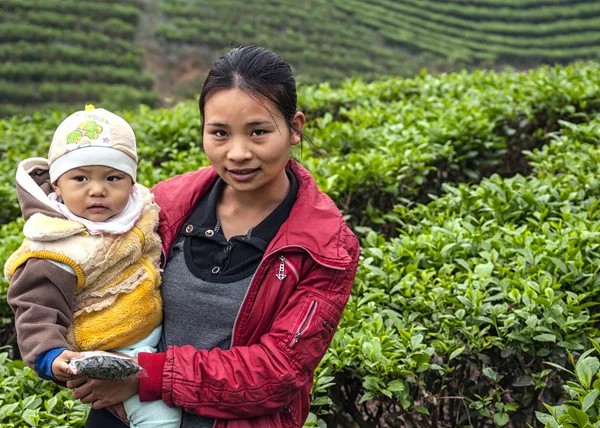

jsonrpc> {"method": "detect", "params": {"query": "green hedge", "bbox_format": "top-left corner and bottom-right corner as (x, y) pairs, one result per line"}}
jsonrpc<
(0, 10), (136, 40)
(0, 43), (144, 69)
(0, 353), (89, 427)
(0, 0), (141, 22)
(2, 64), (600, 426)
(2, 63), (598, 228)
(314, 117), (600, 426)
(301, 62), (600, 227)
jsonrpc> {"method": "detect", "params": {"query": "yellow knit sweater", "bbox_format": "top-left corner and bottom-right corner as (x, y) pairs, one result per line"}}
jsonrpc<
(5, 188), (163, 351)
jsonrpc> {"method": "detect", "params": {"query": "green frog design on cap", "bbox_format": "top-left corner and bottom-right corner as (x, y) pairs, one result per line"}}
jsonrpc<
(66, 121), (103, 146)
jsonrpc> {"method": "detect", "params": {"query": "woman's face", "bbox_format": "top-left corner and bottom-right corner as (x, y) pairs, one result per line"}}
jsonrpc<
(202, 88), (305, 198)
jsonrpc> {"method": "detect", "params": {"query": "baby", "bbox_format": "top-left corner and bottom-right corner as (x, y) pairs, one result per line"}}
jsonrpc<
(6, 105), (181, 428)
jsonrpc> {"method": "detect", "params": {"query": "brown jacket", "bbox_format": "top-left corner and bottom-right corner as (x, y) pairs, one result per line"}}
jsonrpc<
(7, 158), (74, 368)
(7, 158), (162, 369)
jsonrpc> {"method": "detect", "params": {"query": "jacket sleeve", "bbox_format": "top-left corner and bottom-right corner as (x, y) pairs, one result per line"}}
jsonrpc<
(139, 231), (360, 418)
(6, 259), (76, 369)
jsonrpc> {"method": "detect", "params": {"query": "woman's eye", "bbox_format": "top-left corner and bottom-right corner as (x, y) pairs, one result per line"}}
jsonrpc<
(252, 129), (267, 136)
(213, 130), (227, 137)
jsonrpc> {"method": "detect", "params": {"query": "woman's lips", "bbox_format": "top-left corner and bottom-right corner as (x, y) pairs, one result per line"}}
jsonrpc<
(228, 168), (259, 182)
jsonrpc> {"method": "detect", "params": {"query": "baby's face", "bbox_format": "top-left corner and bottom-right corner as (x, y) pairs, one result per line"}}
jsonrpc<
(53, 165), (134, 222)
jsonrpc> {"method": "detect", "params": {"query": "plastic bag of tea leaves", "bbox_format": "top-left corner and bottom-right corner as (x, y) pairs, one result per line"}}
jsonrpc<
(69, 351), (142, 379)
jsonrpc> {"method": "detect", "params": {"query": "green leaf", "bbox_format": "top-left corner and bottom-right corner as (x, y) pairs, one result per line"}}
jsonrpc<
(411, 334), (424, 350)
(449, 346), (465, 361)
(474, 262), (494, 277)
(544, 361), (574, 376)
(387, 380), (405, 392)
(358, 391), (376, 404)
(493, 412), (509, 426)
(45, 395), (58, 413)
(513, 376), (535, 387)
(582, 389), (598, 412)
(483, 367), (497, 381)
(311, 396), (333, 406)
(549, 257), (568, 274)
(533, 333), (556, 342)
(22, 408), (39, 427)
(0, 402), (19, 417)
(415, 406), (430, 415)
(535, 411), (560, 428)
(576, 359), (593, 389)
(567, 406), (589, 427)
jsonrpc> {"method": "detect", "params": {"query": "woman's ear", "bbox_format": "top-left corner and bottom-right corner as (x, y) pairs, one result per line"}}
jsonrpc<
(290, 111), (306, 146)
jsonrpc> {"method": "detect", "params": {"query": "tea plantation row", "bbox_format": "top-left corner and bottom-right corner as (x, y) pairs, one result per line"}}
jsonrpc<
(157, 0), (600, 88)
(2, 63), (600, 426)
(1, 63), (599, 229)
(0, 0), (157, 117)
(336, 0), (600, 63)
(3, 0), (600, 116)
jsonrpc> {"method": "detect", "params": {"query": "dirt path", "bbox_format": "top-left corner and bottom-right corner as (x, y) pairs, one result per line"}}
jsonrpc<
(136, 0), (217, 105)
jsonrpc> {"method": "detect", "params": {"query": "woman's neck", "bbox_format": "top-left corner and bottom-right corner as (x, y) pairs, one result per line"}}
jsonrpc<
(217, 170), (290, 239)
(223, 170), (290, 210)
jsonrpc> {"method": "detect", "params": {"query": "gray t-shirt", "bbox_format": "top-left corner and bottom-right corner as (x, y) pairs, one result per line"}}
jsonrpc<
(159, 237), (253, 427)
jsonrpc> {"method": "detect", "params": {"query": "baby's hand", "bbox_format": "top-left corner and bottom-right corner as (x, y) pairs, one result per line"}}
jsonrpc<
(51, 350), (85, 382)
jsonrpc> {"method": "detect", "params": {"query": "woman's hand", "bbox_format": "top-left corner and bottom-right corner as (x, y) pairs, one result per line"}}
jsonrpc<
(67, 376), (138, 409)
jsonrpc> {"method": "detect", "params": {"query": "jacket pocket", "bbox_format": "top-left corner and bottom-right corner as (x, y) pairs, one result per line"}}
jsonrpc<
(280, 405), (298, 428)
(286, 296), (340, 373)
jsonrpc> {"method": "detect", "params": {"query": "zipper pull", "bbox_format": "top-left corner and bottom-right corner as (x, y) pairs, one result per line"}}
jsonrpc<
(289, 300), (318, 348)
(276, 255), (287, 281)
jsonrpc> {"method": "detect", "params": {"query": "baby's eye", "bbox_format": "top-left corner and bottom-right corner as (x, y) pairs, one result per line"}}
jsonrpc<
(107, 176), (123, 182)
(73, 176), (87, 182)
(251, 129), (267, 136)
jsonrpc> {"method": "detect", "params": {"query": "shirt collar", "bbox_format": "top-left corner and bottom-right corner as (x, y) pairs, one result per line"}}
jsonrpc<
(193, 170), (298, 243)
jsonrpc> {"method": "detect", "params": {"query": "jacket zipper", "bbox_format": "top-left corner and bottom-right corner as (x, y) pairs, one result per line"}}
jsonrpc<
(231, 245), (346, 347)
(280, 255), (300, 283)
(290, 300), (318, 348)
(215, 246), (346, 428)
(281, 405), (294, 424)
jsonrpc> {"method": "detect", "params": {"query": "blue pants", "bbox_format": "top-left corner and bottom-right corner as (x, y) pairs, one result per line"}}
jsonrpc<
(116, 326), (182, 428)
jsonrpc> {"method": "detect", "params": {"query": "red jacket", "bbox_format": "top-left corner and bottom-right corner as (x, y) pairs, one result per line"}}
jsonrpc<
(138, 160), (360, 427)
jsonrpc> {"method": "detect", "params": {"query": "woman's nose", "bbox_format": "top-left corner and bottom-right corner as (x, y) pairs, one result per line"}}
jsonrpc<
(227, 140), (252, 162)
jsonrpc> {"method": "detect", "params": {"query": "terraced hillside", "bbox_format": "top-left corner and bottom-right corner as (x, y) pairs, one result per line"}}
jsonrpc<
(156, 0), (600, 86)
(152, 0), (440, 86)
(1, 0), (599, 116)
(0, 0), (159, 117)
(335, 0), (600, 64)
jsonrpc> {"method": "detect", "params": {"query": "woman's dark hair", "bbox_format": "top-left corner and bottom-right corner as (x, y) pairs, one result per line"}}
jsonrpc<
(199, 46), (299, 133)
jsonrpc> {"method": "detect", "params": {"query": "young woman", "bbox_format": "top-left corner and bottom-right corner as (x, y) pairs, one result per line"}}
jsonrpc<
(69, 45), (360, 428)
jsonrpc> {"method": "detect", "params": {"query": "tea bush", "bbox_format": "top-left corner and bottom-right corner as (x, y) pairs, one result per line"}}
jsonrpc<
(310, 116), (600, 426)
(0, 352), (89, 427)
(535, 341), (600, 428)
(2, 64), (600, 427)
(1, 63), (599, 227)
